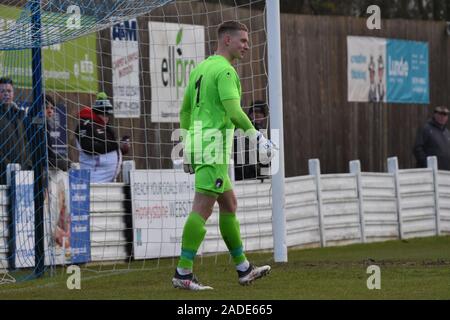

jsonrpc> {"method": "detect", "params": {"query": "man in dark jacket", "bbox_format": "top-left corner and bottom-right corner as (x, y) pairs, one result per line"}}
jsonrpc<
(0, 77), (32, 185)
(75, 92), (130, 182)
(45, 95), (70, 171)
(413, 106), (450, 170)
(234, 100), (269, 181)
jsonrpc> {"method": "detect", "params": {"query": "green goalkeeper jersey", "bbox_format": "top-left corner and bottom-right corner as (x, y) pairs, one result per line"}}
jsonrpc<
(181, 55), (241, 165)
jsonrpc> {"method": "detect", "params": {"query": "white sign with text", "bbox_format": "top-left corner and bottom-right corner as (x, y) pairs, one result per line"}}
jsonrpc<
(130, 170), (195, 259)
(149, 21), (205, 122)
(111, 19), (141, 118)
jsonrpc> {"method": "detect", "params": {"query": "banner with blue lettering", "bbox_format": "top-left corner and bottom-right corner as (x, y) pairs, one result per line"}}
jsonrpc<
(347, 36), (429, 104)
(11, 170), (35, 268)
(69, 169), (91, 264)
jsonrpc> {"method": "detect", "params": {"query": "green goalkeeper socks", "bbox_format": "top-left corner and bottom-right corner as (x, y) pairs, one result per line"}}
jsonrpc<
(177, 212), (207, 270)
(219, 212), (247, 265)
(177, 212), (247, 270)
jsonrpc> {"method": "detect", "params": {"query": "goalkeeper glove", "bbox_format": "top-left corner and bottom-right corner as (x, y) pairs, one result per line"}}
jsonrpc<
(183, 163), (194, 174)
(256, 131), (276, 163)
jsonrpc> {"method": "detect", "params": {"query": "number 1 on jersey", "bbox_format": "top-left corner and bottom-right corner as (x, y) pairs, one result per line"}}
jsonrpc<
(195, 75), (203, 105)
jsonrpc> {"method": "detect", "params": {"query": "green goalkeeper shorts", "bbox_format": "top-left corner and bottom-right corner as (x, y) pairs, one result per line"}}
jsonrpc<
(193, 163), (232, 197)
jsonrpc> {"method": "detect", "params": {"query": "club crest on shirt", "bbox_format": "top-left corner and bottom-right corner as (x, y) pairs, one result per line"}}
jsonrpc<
(215, 178), (223, 188)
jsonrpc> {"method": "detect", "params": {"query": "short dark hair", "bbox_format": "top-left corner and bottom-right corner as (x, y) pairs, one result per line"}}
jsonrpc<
(217, 20), (248, 38)
(45, 94), (55, 107)
(0, 77), (13, 86)
(248, 100), (267, 117)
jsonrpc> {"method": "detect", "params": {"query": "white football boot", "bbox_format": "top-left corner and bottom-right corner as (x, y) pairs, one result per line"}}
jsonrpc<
(238, 264), (271, 286)
(172, 270), (213, 291)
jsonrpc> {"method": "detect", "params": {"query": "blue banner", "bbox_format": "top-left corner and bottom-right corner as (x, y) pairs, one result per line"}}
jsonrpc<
(69, 169), (91, 264)
(386, 39), (429, 104)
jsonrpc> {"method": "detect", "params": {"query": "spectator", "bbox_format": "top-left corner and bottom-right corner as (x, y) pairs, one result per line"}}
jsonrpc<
(45, 94), (71, 171)
(234, 100), (269, 181)
(413, 106), (450, 170)
(75, 92), (130, 183)
(0, 77), (32, 185)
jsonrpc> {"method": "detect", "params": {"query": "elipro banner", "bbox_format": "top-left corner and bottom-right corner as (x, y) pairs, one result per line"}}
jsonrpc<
(149, 21), (205, 123)
(347, 36), (429, 104)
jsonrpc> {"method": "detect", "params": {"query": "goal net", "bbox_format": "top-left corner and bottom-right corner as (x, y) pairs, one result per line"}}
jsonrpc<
(0, 0), (274, 281)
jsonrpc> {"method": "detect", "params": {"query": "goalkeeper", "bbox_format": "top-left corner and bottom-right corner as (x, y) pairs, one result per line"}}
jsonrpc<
(172, 20), (275, 291)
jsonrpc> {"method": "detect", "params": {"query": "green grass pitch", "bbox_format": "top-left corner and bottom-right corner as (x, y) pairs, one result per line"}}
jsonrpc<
(1, 236), (449, 299)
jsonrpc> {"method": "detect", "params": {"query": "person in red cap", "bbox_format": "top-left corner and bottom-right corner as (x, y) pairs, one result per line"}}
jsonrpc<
(75, 92), (130, 182)
(413, 106), (450, 170)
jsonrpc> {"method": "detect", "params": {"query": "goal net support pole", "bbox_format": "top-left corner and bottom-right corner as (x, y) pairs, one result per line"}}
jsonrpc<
(30, 0), (46, 277)
(267, 0), (287, 262)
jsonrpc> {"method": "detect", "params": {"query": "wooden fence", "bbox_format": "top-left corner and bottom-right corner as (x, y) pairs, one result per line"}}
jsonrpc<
(281, 14), (450, 176)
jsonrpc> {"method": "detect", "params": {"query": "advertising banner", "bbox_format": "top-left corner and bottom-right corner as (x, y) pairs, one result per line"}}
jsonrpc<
(11, 170), (35, 268)
(111, 19), (141, 118)
(44, 170), (71, 265)
(68, 169), (91, 264)
(149, 21), (205, 122)
(44, 170), (90, 265)
(386, 39), (429, 104)
(130, 170), (194, 259)
(347, 36), (429, 104)
(0, 4), (98, 93)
